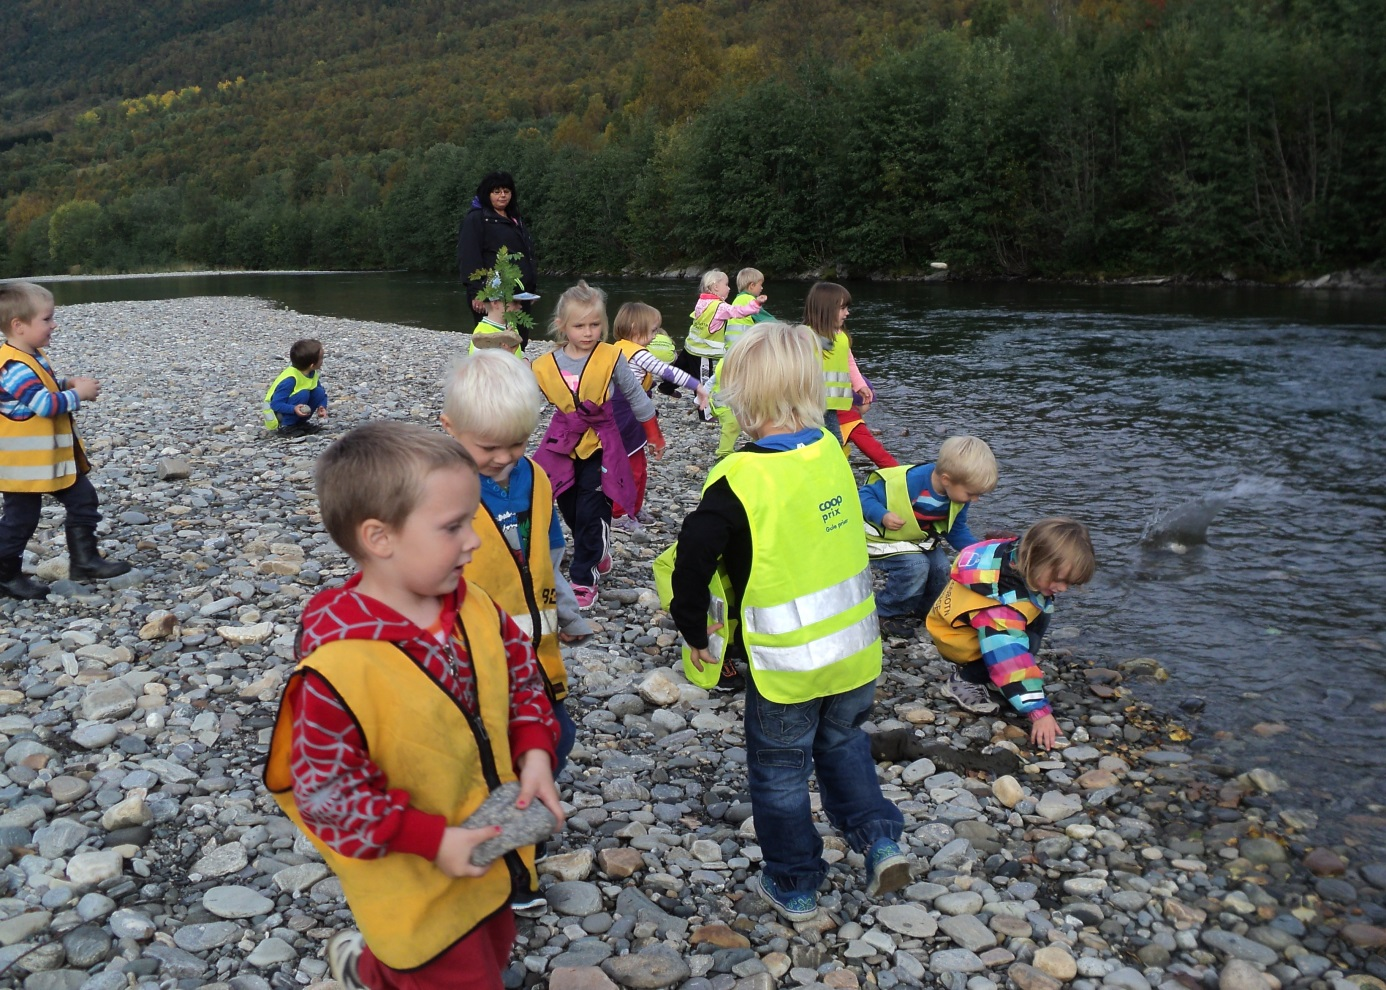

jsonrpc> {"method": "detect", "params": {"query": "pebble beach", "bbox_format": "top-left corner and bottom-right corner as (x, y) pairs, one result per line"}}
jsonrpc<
(0, 296), (1383, 990)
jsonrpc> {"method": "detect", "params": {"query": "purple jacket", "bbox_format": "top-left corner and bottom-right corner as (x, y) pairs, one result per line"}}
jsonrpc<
(534, 400), (638, 510)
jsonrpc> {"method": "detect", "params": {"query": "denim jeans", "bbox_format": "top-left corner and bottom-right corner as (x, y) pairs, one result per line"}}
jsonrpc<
(745, 675), (904, 895)
(958, 610), (1053, 684)
(0, 473), (101, 560)
(872, 546), (949, 619)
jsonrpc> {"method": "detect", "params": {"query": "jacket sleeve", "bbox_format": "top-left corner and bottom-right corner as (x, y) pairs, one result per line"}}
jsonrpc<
(967, 605), (1053, 721)
(629, 348), (696, 390)
(269, 375), (301, 417)
(670, 477), (745, 650)
(612, 355), (656, 422)
(859, 477), (889, 527)
(945, 503), (979, 550)
(457, 211), (486, 291)
(717, 299), (761, 320)
(0, 360), (78, 417)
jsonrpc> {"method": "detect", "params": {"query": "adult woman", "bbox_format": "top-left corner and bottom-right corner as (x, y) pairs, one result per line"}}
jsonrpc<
(457, 171), (539, 345)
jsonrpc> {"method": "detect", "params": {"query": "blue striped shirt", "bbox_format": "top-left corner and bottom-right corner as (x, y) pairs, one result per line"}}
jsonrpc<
(0, 353), (79, 420)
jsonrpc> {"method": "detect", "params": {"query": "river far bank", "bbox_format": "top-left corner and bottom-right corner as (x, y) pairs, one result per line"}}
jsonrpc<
(0, 296), (1381, 990)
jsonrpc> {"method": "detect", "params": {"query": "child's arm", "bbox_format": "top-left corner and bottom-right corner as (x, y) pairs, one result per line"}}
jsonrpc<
(967, 606), (1058, 748)
(944, 503), (980, 550)
(628, 347), (701, 394)
(715, 299), (762, 321)
(858, 476), (891, 528)
(847, 351), (870, 404)
(310, 381), (328, 417)
(670, 478), (743, 652)
(269, 375), (304, 419)
(497, 607), (564, 825)
(0, 360), (88, 417)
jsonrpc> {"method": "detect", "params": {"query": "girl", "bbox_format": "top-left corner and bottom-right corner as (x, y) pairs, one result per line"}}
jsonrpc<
(611, 302), (710, 529)
(532, 282), (664, 608)
(802, 282), (872, 443)
(667, 269), (765, 407)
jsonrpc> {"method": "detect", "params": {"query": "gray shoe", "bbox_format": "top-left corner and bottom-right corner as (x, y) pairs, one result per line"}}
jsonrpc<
(941, 669), (1000, 714)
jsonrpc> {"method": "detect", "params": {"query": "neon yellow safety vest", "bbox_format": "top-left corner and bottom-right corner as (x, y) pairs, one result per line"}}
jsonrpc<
(866, 465), (963, 541)
(262, 366), (319, 429)
(684, 300), (725, 358)
(704, 433), (881, 703)
(648, 332), (677, 365)
(653, 544), (738, 689)
(0, 344), (90, 493)
(820, 330), (852, 410)
(724, 293), (758, 353)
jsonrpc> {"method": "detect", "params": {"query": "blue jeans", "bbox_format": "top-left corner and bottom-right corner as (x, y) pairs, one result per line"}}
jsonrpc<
(554, 699), (576, 776)
(745, 676), (904, 895)
(872, 546), (949, 619)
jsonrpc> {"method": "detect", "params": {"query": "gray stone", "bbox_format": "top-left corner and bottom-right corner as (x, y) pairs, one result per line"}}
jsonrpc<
(272, 862), (330, 893)
(1218, 960), (1272, 990)
(547, 881), (605, 918)
(35, 819), (89, 859)
(614, 886), (688, 938)
(23, 972), (86, 990)
(0, 912), (52, 947)
(66, 849), (122, 885)
(938, 914), (997, 952)
(108, 909), (155, 940)
(462, 781), (558, 866)
(929, 949), (984, 975)
(1201, 930), (1279, 966)
(930, 837), (978, 872)
(1103, 967), (1152, 990)
(156, 457), (191, 481)
(876, 904), (938, 938)
(935, 891), (984, 916)
(75, 894), (115, 922)
(173, 921), (244, 952)
(1036, 791), (1084, 822)
(60, 926), (112, 969)
(192, 842), (248, 877)
(246, 936), (297, 967)
(79, 680), (136, 721)
(143, 943), (209, 978)
(602, 945), (691, 989)
(203, 885), (275, 919)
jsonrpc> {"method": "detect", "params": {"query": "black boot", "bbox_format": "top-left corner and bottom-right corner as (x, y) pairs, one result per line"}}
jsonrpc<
(0, 556), (50, 599)
(66, 527), (131, 580)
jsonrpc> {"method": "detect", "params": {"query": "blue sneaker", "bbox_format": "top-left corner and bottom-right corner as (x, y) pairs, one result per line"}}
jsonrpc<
(865, 838), (911, 897)
(750, 873), (818, 923)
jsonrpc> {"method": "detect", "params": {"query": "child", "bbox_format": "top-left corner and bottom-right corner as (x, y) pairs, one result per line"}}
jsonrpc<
(859, 436), (996, 639)
(708, 268), (778, 459)
(926, 518), (1096, 751)
(802, 282), (871, 442)
(669, 322), (908, 923)
(532, 281), (664, 608)
(666, 269), (764, 404)
(467, 247), (536, 357)
(0, 282), (129, 599)
(263, 338), (328, 436)
(264, 422), (564, 990)
(837, 378), (899, 470)
(611, 302), (709, 528)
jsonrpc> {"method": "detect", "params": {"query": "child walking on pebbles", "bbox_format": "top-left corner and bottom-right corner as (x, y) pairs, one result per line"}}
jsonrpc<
(669, 322), (909, 922)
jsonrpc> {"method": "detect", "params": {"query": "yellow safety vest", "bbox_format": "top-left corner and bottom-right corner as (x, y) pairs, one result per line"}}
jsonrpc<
(865, 465), (963, 542)
(531, 343), (619, 460)
(648, 332), (677, 364)
(265, 582), (537, 970)
(0, 343), (89, 493)
(262, 365), (319, 430)
(705, 433), (881, 703)
(820, 330), (852, 410)
(724, 293), (758, 353)
(464, 459), (566, 700)
(653, 543), (738, 689)
(612, 339), (653, 392)
(926, 579), (1044, 664)
(684, 300), (725, 358)
(468, 319), (523, 357)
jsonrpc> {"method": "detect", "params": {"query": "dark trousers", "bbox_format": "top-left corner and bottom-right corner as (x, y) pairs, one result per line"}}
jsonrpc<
(554, 454), (609, 587)
(0, 474), (102, 559)
(958, 611), (1052, 684)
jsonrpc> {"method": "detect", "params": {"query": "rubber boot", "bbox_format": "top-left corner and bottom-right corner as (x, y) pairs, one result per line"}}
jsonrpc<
(0, 556), (50, 599)
(65, 527), (131, 580)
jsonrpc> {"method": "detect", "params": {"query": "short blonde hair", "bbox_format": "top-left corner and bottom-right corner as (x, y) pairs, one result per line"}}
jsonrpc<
(935, 436), (999, 494)
(700, 269), (728, 293)
(736, 268), (764, 292)
(0, 282), (53, 334)
(442, 350), (543, 444)
(1016, 518), (1096, 588)
(613, 302), (660, 343)
(720, 323), (825, 436)
(549, 280), (608, 343)
(316, 422), (477, 561)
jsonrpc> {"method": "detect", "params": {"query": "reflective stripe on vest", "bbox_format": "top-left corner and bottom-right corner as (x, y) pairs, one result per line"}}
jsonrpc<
(511, 608), (559, 641)
(531, 344), (619, 460)
(865, 465), (963, 544)
(0, 343), (89, 492)
(684, 300), (725, 358)
(821, 330), (852, 410)
(724, 293), (757, 353)
(704, 432), (881, 703)
(262, 365), (319, 429)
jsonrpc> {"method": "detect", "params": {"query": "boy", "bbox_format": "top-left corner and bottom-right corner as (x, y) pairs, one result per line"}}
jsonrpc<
(858, 436), (997, 639)
(0, 281), (129, 599)
(440, 349), (590, 913)
(926, 518), (1096, 751)
(709, 268), (777, 458)
(263, 338), (328, 436)
(670, 322), (908, 923)
(264, 422), (564, 990)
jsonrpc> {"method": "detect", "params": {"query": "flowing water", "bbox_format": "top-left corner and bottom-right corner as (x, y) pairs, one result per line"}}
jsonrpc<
(42, 271), (1386, 847)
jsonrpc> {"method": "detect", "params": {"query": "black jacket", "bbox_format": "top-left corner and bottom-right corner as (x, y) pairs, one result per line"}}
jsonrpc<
(456, 204), (538, 296)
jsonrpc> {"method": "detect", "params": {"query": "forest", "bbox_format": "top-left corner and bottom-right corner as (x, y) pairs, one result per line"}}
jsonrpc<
(2, 0), (1382, 281)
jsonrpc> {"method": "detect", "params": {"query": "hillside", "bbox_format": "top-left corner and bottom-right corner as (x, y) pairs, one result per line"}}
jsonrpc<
(3, 0), (1383, 280)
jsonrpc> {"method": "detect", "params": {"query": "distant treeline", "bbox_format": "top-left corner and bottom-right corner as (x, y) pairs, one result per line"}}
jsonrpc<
(3, 0), (1382, 280)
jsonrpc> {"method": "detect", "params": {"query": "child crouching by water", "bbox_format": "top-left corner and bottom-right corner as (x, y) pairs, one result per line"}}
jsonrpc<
(669, 322), (908, 923)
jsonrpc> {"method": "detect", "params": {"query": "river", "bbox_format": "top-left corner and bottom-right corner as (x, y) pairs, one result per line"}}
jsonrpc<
(40, 270), (1386, 848)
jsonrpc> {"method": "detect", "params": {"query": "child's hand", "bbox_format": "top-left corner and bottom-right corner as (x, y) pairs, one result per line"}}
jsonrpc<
(316, 406), (328, 420)
(858, 398), (872, 415)
(70, 377), (100, 401)
(688, 623), (723, 671)
(755, 294), (767, 303)
(881, 511), (905, 531)
(294, 403), (311, 418)
(694, 384), (711, 410)
(1030, 713), (1060, 751)
(515, 749), (566, 828)
(434, 825), (502, 878)
(853, 386), (872, 406)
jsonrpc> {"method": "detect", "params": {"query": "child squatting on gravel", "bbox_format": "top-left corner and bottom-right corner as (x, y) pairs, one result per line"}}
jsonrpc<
(668, 322), (910, 923)
(0, 281), (130, 599)
(262, 338), (329, 437)
(264, 422), (565, 990)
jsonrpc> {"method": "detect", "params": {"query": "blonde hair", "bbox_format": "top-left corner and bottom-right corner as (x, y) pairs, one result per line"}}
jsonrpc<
(1016, 518), (1096, 589)
(549, 280), (608, 342)
(700, 269), (729, 293)
(802, 281), (850, 340)
(736, 268), (764, 292)
(935, 436), (999, 494)
(441, 350), (543, 444)
(720, 323), (825, 436)
(0, 282), (53, 334)
(316, 422), (477, 561)
(613, 302), (661, 343)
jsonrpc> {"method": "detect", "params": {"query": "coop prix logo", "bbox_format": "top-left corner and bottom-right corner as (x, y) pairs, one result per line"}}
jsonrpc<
(819, 494), (849, 533)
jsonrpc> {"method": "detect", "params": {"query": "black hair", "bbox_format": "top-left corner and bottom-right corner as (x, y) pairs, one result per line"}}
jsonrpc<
(475, 171), (520, 215)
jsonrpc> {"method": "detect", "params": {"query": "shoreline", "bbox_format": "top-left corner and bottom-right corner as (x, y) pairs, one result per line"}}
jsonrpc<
(0, 296), (1380, 989)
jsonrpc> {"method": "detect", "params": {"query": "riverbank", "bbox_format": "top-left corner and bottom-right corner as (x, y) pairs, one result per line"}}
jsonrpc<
(0, 297), (1381, 990)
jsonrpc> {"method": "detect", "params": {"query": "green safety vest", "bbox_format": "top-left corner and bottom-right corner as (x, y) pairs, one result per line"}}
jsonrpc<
(704, 433), (881, 704)
(262, 366), (319, 429)
(684, 300), (725, 358)
(468, 318), (523, 357)
(868, 465), (963, 541)
(653, 544), (738, 689)
(648, 332), (677, 365)
(724, 293), (758, 353)
(821, 330), (852, 410)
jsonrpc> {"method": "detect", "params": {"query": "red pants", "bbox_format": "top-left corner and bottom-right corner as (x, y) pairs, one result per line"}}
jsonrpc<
(357, 909), (515, 990)
(612, 449), (648, 518)
(840, 411), (899, 469)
